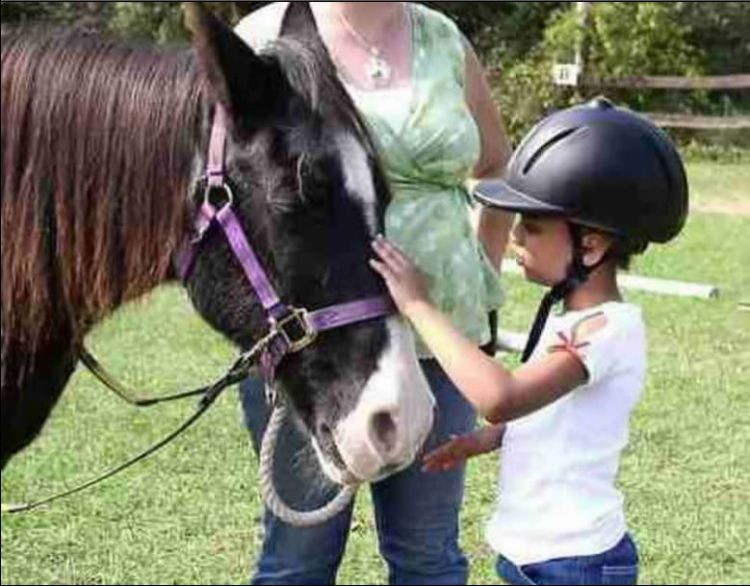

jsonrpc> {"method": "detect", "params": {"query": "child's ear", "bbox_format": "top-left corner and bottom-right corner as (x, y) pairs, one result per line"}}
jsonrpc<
(581, 232), (614, 268)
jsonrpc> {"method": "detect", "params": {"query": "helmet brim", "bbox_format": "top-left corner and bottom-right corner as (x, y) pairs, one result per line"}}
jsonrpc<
(472, 179), (566, 215)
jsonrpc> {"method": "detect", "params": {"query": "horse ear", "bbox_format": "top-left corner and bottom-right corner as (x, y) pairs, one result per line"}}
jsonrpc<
(185, 2), (283, 126)
(280, 2), (328, 55)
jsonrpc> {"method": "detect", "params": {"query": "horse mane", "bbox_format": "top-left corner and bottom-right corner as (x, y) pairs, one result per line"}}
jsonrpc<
(1, 27), (205, 369)
(0, 22), (382, 387)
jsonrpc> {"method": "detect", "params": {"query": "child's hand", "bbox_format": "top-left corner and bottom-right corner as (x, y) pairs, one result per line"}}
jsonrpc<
(370, 237), (431, 315)
(422, 425), (506, 473)
(422, 434), (484, 473)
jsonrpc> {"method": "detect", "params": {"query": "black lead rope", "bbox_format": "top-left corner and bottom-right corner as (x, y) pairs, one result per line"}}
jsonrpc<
(2, 348), (264, 515)
(80, 347), (211, 407)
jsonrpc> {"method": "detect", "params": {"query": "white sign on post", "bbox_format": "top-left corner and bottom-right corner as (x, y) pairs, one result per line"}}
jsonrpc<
(553, 63), (582, 87)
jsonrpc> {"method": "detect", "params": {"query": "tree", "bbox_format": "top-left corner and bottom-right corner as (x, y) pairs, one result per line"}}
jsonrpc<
(1, 2), (262, 40)
(495, 3), (701, 141)
(426, 1), (565, 64)
(107, 2), (262, 43)
(1, 2), (112, 30)
(674, 1), (750, 75)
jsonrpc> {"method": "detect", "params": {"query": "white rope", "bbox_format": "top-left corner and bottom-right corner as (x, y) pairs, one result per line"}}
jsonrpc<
(259, 403), (358, 527)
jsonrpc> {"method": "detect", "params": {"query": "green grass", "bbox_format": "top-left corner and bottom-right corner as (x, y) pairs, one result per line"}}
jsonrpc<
(687, 160), (750, 215)
(2, 162), (749, 585)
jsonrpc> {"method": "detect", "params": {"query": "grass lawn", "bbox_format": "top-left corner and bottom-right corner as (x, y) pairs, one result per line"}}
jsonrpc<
(2, 161), (748, 585)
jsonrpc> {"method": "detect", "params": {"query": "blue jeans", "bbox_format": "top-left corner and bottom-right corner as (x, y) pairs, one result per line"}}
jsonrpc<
(496, 534), (640, 585)
(240, 359), (477, 585)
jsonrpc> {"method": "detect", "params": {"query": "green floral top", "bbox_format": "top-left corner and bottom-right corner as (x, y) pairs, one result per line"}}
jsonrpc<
(236, 3), (504, 355)
(349, 4), (504, 354)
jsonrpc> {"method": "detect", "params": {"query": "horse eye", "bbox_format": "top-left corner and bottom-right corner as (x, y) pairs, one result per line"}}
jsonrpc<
(296, 155), (334, 206)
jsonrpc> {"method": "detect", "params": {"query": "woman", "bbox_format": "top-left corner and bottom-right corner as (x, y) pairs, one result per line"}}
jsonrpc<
(236, 3), (513, 584)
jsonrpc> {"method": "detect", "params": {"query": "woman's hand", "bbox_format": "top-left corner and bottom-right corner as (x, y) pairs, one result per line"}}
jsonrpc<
(370, 237), (432, 316)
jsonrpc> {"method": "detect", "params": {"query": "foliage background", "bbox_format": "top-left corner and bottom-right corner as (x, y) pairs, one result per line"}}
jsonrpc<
(2, 1), (748, 151)
(1, 3), (748, 584)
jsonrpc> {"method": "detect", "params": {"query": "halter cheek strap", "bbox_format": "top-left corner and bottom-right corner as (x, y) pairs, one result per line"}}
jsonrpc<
(180, 104), (396, 380)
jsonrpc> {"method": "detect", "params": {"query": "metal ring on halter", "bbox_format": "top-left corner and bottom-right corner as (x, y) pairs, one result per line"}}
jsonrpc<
(203, 182), (235, 212)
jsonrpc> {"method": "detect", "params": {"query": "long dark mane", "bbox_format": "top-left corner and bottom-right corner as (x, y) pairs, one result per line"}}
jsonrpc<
(0, 26), (380, 385)
(0, 4), (434, 488)
(1, 28), (205, 380)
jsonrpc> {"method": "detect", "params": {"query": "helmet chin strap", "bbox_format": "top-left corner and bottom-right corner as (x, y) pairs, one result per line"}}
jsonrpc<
(521, 224), (607, 363)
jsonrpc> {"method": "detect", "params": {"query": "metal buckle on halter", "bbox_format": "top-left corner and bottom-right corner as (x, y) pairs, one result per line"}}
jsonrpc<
(271, 308), (318, 354)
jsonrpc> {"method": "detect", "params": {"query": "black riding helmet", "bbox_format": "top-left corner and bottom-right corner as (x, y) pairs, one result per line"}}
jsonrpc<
(474, 98), (689, 361)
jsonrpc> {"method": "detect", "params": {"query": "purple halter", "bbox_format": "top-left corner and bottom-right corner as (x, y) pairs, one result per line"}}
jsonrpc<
(180, 105), (395, 381)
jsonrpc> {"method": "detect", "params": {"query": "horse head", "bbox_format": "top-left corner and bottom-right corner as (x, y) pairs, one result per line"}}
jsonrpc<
(183, 3), (435, 485)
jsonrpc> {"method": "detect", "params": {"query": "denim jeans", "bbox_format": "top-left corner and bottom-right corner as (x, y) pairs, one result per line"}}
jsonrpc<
(240, 359), (477, 585)
(496, 534), (639, 585)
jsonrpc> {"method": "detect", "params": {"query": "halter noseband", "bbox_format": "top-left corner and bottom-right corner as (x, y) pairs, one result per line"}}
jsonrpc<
(180, 105), (395, 381)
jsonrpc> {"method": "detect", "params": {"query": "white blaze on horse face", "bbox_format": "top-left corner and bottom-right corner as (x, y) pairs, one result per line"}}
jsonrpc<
(336, 133), (378, 233)
(324, 318), (435, 484)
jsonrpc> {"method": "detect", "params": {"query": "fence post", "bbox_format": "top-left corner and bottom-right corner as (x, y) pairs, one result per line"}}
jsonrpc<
(576, 2), (592, 80)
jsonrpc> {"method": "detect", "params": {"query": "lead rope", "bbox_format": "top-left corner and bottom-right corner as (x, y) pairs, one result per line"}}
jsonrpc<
(1, 333), (275, 515)
(3, 342), (358, 524)
(259, 402), (358, 527)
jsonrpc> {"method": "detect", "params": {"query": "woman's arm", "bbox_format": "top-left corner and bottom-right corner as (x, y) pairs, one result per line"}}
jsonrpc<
(464, 44), (514, 271)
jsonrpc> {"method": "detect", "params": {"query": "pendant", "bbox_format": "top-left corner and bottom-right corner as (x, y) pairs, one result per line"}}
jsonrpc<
(367, 53), (392, 86)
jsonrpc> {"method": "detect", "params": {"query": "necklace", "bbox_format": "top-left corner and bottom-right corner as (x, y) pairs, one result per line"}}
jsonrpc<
(337, 8), (401, 87)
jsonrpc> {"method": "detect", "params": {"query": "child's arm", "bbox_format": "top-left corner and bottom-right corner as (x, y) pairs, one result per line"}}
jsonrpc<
(371, 238), (590, 423)
(422, 424), (506, 473)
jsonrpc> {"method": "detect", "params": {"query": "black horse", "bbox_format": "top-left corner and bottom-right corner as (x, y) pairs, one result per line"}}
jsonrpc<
(0, 3), (434, 485)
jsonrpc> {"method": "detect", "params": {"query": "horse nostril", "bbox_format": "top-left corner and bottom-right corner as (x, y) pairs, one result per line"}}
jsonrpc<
(318, 422), (334, 442)
(370, 411), (399, 456)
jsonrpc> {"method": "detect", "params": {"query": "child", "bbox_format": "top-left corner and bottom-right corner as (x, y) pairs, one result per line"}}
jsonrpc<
(370, 98), (688, 586)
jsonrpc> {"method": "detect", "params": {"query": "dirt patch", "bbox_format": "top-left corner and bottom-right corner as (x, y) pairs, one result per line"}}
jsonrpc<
(693, 200), (750, 217)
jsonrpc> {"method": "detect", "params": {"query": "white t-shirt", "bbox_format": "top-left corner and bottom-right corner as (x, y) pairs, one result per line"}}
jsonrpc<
(486, 301), (647, 566)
